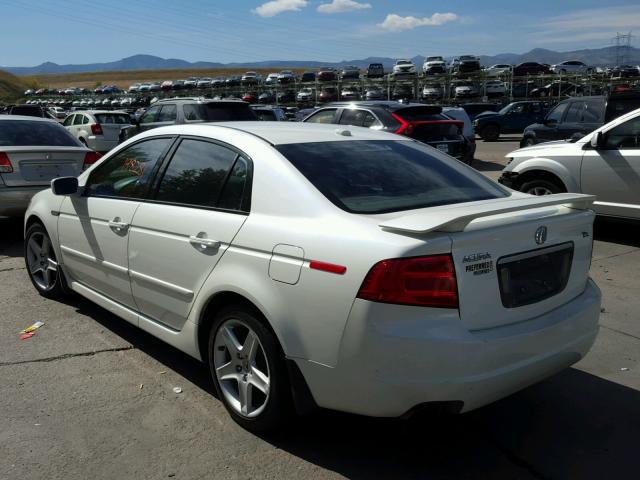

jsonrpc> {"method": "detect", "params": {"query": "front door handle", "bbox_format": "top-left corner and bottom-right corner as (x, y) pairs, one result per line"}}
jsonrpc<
(108, 218), (129, 232)
(189, 234), (220, 250)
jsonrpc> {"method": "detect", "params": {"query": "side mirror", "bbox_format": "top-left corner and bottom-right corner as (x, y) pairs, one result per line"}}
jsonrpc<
(543, 118), (557, 127)
(51, 176), (78, 196)
(590, 131), (605, 149)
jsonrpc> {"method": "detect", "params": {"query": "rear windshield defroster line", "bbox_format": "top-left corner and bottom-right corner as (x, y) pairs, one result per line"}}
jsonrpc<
(276, 140), (508, 214)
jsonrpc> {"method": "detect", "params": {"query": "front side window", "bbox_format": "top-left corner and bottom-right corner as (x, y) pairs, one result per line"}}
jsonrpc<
(157, 104), (177, 122)
(546, 102), (568, 123)
(563, 102), (583, 123)
(304, 109), (337, 124)
(277, 140), (508, 214)
(155, 139), (241, 208)
(63, 115), (75, 127)
(85, 138), (172, 198)
(605, 117), (640, 149)
(140, 106), (160, 124)
(73, 115), (84, 126)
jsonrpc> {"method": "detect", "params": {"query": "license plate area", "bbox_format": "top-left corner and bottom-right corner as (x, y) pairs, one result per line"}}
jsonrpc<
(497, 242), (574, 309)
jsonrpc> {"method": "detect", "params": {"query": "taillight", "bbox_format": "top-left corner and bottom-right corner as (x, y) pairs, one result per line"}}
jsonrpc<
(391, 113), (414, 135)
(357, 255), (458, 308)
(90, 123), (103, 135)
(83, 151), (102, 169)
(0, 152), (13, 173)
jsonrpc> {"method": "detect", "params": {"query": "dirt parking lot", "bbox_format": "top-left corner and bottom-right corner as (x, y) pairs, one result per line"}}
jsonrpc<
(1, 139), (639, 480)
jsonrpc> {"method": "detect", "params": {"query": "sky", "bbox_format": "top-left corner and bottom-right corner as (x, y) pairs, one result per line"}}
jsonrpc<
(0, 0), (639, 66)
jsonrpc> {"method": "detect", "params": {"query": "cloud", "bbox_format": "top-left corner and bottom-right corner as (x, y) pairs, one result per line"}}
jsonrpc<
(317, 0), (371, 14)
(378, 13), (458, 32)
(252, 0), (308, 18)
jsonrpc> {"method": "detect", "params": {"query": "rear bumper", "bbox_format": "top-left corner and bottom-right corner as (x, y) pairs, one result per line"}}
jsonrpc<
(86, 136), (119, 153)
(296, 279), (600, 417)
(0, 184), (46, 217)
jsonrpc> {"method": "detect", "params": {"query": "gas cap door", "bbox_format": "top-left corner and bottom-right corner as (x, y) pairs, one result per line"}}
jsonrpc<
(269, 244), (305, 285)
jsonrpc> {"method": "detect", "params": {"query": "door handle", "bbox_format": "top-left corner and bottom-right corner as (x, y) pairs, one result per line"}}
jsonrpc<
(108, 219), (129, 232)
(189, 234), (220, 250)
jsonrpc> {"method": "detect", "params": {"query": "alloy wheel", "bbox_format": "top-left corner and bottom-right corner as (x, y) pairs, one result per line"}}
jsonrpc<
(213, 319), (271, 418)
(527, 186), (554, 195)
(25, 231), (58, 291)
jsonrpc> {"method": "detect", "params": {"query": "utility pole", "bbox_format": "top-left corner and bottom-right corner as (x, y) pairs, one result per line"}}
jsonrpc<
(612, 32), (633, 66)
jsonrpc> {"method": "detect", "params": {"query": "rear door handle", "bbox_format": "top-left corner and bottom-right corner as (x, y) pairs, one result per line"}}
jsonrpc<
(108, 219), (129, 232)
(189, 234), (220, 250)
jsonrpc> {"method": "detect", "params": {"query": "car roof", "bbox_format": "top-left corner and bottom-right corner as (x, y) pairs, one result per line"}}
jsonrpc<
(145, 122), (405, 146)
(324, 100), (431, 111)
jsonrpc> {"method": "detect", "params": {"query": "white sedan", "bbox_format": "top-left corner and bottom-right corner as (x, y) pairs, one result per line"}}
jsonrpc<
(24, 122), (601, 433)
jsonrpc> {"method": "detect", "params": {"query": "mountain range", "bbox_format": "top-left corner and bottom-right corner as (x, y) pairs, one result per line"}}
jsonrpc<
(4, 47), (639, 76)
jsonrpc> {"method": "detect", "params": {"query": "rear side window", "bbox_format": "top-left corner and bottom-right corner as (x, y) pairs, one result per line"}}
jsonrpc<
(277, 140), (508, 214)
(201, 103), (257, 121)
(304, 109), (337, 124)
(0, 120), (80, 147)
(338, 109), (381, 128)
(157, 104), (177, 122)
(563, 102), (583, 123)
(140, 106), (160, 124)
(155, 139), (242, 208)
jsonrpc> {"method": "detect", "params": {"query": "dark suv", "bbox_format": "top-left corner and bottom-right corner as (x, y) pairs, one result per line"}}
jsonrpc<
(366, 63), (385, 78)
(121, 98), (257, 141)
(520, 92), (640, 146)
(474, 101), (548, 141)
(302, 101), (470, 163)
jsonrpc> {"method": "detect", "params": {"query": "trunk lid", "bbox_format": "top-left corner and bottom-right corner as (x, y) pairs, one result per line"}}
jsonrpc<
(0, 147), (87, 187)
(380, 193), (596, 330)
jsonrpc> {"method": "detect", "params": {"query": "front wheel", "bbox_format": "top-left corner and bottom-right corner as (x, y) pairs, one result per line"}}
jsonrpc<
(520, 136), (536, 148)
(208, 305), (292, 433)
(24, 223), (67, 299)
(480, 124), (500, 142)
(520, 179), (565, 196)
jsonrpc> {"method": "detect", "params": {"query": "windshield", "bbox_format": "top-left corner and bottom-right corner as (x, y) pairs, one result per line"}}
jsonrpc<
(277, 140), (508, 214)
(0, 120), (81, 146)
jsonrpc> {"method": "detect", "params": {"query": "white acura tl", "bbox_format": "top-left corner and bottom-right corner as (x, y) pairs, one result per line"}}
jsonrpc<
(24, 122), (601, 432)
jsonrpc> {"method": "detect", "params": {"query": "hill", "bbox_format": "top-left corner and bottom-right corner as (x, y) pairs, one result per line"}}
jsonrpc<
(0, 70), (36, 102)
(4, 46), (640, 76)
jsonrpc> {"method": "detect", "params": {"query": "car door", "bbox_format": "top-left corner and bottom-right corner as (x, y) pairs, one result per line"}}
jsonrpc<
(581, 115), (640, 219)
(57, 137), (174, 311)
(127, 137), (250, 331)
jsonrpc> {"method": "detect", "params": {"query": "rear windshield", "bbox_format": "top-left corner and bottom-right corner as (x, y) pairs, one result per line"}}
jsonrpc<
(0, 120), (80, 147)
(395, 107), (444, 122)
(95, 113), (131, 124)
(184, 103), (257, 121)
(277, 140), (508, 214)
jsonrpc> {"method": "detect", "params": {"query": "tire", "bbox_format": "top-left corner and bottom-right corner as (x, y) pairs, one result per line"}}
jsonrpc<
(520, 136), (536, 148)
(208, 305), (292, 433)
(24, 223), (68, 299)
(481, 124), (500, 142)
(519, 178), (565, 196)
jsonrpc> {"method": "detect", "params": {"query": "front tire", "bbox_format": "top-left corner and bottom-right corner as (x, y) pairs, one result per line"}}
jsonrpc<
(480, 124), (500, 142)
(208, 305), (292, 433)
(520, 136), (536, 148)
(520, 178), (565, 196)
(24, 223), (67, 299)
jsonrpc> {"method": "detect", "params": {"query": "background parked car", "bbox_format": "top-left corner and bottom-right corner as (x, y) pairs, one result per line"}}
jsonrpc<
(303, 102), (470, 162)
(318, 87), (338, 103)
(520, 92), (640, 146)
(484, 64), (512, 77)
(474, 101), (548, 141)
(451, 55), (481, 75)
(340, 86), (361, 100)
(422, 56), (447, 75)
(317, 67), (337, 82)
(264, 73), (279, 85)
(63, 110), (131, 153)
(250, 105), (287, 121)
(392, 59), (417, 77)
(296, 88), (314, 103)
(366, 63), (385, 78)
(365, 86), (385, 100)
(459, 102), (501, 122)
(277, 71), (296, 84)
(300, 71), (316, 83)
(422, 84), (444, 100)
(551, 60), (594, 75)
(0, 116), (95, 217)
(512, 62), (551, 76)
(341, 66), (360, 80)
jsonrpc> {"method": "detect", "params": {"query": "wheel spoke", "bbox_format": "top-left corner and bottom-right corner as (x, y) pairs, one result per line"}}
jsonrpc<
(221, 326), (242, 354)
(216, 361), (239, 381)
(28, 238), (41, 257)
(41, 236), (50, 256)
(29, 263), (43, 275)
(249, 366), (269, 395)
(239, 379), (252, 415)
(42, 268), (51, 288)
(242, 331), (259, 362)
(46, 258), (58, 272)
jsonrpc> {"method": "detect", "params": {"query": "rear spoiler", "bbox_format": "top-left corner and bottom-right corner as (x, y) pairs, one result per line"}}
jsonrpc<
(379, 193), (595, 234)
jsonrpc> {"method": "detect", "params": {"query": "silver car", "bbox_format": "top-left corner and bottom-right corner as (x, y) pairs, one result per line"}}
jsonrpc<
(0, 116), (92, 217)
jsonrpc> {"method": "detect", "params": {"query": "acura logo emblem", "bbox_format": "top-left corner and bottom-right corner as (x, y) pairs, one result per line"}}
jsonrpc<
(535, 226), (547, 245)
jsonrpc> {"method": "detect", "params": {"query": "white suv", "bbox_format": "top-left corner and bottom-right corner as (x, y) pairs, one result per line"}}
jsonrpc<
(392, 59), (417, 77)
(501, 107), (640, 220)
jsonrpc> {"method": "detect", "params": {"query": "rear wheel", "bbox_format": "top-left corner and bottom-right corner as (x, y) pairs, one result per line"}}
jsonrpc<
(520, 178), (565, 196)
(208, 305), (292, 433)
(481, 124), (500, 141)
(24, 223), (67, 299)
(520, 136), (536, 148)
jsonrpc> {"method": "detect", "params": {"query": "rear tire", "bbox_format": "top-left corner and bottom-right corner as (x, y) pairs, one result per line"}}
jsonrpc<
(24, 223), (68, 299)
(520, 136), (536, 148)
(520, 178), (565, 196)
(208, 305), (293, 433)
(481, 124), (500, 142)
